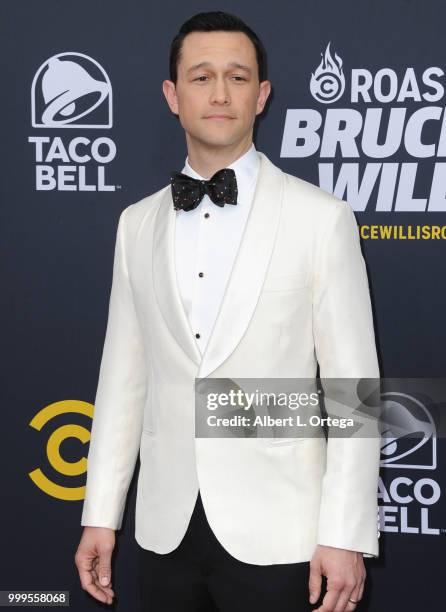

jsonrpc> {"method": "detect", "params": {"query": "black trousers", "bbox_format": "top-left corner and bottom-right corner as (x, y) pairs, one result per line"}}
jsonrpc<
(138, 490), (326, 611)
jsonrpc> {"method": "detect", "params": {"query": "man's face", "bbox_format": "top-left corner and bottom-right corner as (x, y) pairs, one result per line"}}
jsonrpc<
(163, 30), (270, 148)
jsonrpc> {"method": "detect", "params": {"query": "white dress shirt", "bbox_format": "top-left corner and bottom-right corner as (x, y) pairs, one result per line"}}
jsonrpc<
(174, 143), (260, 355)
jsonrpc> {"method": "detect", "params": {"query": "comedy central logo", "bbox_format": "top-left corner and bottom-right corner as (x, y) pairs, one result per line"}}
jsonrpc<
(28, 399), (93, 501)
(31, 52), (112, 128)
(310, 42), (345, 104)
(29, 52), (117, 191)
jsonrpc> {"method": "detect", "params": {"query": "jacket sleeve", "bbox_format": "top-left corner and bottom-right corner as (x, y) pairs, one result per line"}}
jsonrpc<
(81, 206), (147, 530)
(312, 198), (381, 558)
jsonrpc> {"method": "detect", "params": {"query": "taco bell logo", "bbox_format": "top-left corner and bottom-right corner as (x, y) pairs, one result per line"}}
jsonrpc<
(310, 42), (345, 104)
(28, 52), (117, 191)
(378, 392), (442, 536)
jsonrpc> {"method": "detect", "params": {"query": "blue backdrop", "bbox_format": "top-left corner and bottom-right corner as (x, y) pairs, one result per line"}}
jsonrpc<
(1, 1), (445, 610)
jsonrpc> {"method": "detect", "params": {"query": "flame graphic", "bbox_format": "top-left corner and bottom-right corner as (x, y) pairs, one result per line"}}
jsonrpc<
(314, 42), (343, 78)
(310, 42), (345, 104)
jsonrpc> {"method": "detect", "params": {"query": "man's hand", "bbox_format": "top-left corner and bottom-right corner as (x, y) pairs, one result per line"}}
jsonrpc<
(75, 526), (116, 605)
(309, 545), (365, 611)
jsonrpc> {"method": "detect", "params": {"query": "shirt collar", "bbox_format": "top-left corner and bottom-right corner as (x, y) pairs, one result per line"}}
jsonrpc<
(181, 143), (260, 206)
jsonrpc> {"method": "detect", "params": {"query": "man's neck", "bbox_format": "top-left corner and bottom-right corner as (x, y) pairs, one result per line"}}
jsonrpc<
(185, 137), (253, 179)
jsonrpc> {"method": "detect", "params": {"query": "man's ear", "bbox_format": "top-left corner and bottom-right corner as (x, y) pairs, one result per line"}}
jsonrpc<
(256, 80), (272, 116)
(162, 80), (179, 116)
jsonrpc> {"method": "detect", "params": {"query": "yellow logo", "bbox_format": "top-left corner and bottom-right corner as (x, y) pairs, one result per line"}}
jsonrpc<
(28, 399), (93, 500)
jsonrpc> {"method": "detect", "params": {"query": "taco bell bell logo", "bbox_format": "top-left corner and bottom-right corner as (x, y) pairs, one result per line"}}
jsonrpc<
(31, 52), (112, 128)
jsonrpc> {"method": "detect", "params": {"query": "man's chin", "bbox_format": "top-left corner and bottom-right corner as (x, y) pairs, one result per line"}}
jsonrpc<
(193, 132), (242, 149)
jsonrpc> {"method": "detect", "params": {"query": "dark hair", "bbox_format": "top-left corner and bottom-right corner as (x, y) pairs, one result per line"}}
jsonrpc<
(169, 11), (267, 84)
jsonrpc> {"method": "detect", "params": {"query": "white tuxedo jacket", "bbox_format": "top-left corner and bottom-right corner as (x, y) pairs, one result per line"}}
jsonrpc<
(81, 151), (381, 564)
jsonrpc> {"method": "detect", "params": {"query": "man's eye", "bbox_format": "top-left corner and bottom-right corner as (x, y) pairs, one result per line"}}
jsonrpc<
(193, 75), (246, 82)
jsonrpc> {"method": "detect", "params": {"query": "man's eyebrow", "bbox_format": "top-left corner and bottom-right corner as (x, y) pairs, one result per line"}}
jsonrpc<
(186, 61), (252, 75)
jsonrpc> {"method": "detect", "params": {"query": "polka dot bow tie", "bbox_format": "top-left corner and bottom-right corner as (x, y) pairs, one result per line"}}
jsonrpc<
(170, 168), (238, 212)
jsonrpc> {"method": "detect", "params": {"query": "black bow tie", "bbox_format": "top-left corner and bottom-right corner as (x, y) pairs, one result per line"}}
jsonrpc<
(170, 168), (238, 211)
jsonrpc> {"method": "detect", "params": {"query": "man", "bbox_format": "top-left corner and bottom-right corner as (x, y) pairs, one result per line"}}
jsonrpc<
(75, 10), (381, 612)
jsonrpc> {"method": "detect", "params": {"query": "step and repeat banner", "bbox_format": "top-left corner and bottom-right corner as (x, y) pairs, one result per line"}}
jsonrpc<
(1, 0), (445, 610)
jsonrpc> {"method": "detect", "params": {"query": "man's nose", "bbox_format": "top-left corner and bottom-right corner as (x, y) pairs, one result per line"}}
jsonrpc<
(210, 77), (230, 104)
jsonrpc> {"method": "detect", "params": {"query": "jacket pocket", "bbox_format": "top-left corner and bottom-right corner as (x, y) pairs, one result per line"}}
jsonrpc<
(264, 437), (308, 446)
(262, 273), (308, 292)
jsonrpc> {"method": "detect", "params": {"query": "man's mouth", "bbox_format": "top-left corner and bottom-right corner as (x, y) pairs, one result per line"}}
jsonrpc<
(204, 115), (235, 120)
